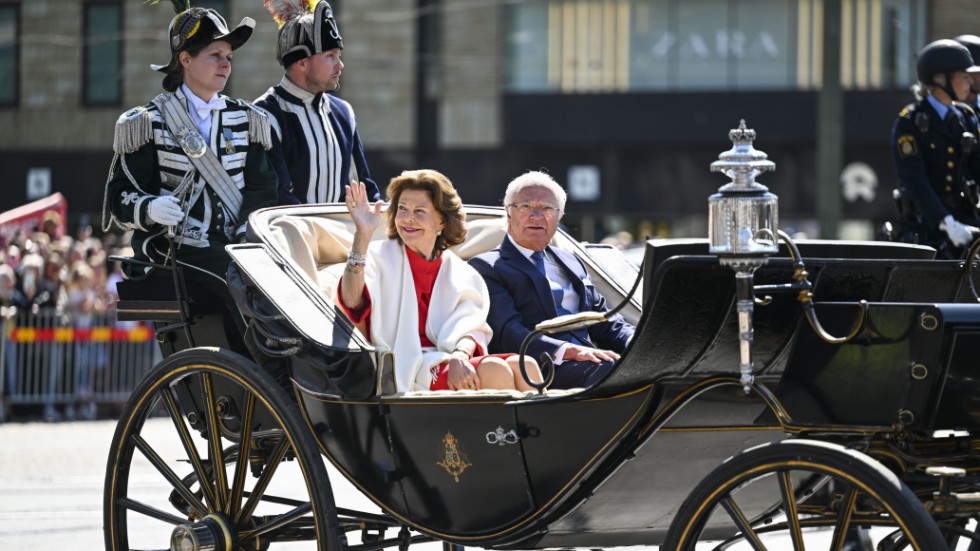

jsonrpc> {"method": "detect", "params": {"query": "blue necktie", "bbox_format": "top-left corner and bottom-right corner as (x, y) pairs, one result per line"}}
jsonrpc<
(531, 251), (572, 316)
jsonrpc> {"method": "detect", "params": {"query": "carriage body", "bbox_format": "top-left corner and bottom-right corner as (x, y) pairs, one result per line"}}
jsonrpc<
(106, 202), (980, 551)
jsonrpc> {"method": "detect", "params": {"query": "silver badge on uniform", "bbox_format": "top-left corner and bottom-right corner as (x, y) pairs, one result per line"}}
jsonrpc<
(175, 126), (208, 159)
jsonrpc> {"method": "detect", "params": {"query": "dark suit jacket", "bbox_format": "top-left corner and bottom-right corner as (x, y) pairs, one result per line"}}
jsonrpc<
(468, 237), (634, 360)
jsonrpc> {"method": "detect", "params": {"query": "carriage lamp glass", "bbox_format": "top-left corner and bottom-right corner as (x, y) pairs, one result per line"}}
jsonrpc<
(709, 120), (779, 393)
(708, 120), (778, 260)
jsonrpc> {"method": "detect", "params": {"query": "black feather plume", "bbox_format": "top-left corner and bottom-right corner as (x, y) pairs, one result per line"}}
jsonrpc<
(171, 0), (193, 13)
(143, 0), (193, 14)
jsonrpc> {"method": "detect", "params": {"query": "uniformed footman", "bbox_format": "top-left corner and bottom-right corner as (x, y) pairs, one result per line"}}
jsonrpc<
(102, 1), (278, 348)
(255, 0), (379, 205)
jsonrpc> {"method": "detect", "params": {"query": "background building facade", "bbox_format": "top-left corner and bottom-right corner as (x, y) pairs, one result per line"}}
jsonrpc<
(1, 0), (979, 242)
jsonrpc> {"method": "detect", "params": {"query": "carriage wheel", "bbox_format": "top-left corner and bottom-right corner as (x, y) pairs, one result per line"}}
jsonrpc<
(663, 439), (947, 551)
(104, 348), (341, 551)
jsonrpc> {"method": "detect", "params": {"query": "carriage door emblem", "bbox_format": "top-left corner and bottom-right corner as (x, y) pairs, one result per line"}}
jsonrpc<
(486, 426), (520, 446)
(436, 432), (471, 482)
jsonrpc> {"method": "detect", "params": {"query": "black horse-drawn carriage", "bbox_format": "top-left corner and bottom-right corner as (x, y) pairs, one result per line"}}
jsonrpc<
(105, 125), (980, 551)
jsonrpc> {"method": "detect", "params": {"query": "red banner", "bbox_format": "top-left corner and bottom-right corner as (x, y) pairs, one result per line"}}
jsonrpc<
(0, 192), (68, 241)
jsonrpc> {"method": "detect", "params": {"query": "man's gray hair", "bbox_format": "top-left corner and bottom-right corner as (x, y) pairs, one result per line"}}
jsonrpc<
(503, 170), (567, 211)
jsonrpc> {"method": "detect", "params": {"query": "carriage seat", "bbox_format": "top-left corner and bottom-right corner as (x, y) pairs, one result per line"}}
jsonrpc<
(265, 215), (515, 304)
(260, 215), (594, 397)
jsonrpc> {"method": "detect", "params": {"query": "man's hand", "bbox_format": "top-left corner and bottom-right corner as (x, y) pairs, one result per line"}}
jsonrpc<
(941, 214), (975, 247)
(560, 344), (620, 364)
(146, 195), (183, 226)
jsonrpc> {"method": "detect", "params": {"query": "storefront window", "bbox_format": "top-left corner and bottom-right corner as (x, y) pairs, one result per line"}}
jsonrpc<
(505, 0), (926, 92)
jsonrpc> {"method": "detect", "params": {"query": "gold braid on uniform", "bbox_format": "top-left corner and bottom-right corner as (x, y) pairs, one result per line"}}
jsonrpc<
(112, 106), (153, 155)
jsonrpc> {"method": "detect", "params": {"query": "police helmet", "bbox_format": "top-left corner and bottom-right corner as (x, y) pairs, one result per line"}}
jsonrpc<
(917, 39), (979, 84)
(954, 35), (980, 73)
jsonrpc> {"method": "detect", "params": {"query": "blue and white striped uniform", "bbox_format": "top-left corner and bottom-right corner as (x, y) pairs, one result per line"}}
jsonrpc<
(255, 76), (379, 205)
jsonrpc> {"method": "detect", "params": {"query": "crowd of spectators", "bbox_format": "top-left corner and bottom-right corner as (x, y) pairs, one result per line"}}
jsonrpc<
(0, 211), (132, 315)
(0, 210), (135, 422)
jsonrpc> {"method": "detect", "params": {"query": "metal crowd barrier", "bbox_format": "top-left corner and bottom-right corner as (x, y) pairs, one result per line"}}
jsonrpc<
(0, 307), (161, 422)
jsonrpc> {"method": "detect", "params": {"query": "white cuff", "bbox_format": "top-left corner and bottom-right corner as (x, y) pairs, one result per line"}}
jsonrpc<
(552, 342), (572, 365)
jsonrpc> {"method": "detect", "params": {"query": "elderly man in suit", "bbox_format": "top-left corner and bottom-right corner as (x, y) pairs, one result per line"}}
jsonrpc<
(469, 171), (634, 389)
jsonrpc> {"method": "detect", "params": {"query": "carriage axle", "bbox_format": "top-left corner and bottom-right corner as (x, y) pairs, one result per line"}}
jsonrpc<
(170, 514), (232, 551)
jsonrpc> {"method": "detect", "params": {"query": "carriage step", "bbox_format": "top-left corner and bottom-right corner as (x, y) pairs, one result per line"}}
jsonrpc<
(115, 279), (224, 322)
(115, 299), (184, 322)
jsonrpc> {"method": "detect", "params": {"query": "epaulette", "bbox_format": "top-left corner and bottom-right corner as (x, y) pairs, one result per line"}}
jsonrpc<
(240, 100), (273, 151)
(953, 101), (977, 117)
(897, 102), (916, 119)
(112, 106), (153, 154)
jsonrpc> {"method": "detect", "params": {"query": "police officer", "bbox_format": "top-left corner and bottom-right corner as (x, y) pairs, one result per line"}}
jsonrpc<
(954, 35), (980, 110)
(892, 39), (980, 258)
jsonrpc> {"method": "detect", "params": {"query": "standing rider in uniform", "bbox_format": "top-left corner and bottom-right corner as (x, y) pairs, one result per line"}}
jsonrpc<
(255, 0), (379, 205)
(102, 2), (279, 350)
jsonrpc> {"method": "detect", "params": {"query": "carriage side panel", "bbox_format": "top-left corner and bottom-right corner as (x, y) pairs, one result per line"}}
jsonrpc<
(776, 303), (980, 432)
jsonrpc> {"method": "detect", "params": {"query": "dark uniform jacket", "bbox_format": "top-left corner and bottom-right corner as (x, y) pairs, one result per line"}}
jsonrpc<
(254, 76), (379, 205)
(892, 96), (980, 246)
(103, 89), (278, 279)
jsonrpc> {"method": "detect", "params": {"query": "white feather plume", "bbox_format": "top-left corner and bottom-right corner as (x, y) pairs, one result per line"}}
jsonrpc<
(262, 0), (315, 27)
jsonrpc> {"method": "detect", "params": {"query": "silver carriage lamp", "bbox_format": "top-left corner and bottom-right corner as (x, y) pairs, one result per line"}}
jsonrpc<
(709, 120), (778, 259)
(708, 120), (779, 392)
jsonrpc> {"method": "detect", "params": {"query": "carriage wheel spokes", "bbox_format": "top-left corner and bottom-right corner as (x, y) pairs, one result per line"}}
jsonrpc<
(718, 496), (766, 551)
(160, 384), (217, 512)
(236, 433), (290, 525)
(201, 372), (230, 514)
(827, 485), (860, 550)
(228, 390), (255, 517)
(104, 348), (339, 551)
(776, 470), (805, 549)
(662, 439), (948, 551)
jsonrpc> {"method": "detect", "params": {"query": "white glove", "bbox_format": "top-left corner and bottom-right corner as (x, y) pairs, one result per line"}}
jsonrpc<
(146, 195), (184, 226)
(941, 214), (975, 248)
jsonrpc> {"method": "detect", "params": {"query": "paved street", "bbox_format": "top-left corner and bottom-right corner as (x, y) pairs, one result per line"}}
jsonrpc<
(0, 420), (114, 550)
(4, 419), (970, 551)
(0, 418), (443, 551)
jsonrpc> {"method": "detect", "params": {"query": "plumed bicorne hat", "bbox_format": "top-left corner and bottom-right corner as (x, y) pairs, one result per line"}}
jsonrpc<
(263, 0), (343, 68)
(149, 0), (255, 73)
